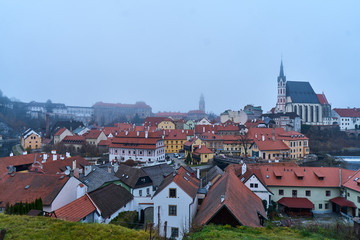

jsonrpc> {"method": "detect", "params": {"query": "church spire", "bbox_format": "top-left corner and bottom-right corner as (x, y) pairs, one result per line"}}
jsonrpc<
(279, 60), (284, 77)
(277, 60), (286, 82)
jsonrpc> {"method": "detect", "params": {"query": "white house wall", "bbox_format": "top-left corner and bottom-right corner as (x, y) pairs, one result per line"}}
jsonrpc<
(153, 181), (194, 240)
(50, 177), (83, 212)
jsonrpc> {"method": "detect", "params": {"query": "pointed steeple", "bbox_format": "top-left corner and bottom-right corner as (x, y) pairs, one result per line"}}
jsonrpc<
(277, 60), (286, 82)
(279, 60), (284, 77)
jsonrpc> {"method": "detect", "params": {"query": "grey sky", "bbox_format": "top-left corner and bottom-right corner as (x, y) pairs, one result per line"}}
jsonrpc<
(1, 1), (359, 114)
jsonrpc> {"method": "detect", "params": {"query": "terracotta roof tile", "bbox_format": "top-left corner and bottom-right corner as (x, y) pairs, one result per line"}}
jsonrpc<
(54, 194), (96, 222)
(194, 170), (266, 227)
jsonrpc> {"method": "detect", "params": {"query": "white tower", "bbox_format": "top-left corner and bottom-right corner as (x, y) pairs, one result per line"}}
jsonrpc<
(275, 61), (286, 113)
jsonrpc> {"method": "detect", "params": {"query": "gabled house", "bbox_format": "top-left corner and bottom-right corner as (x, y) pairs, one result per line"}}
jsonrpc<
(191, 145), (214, 164)
(194, 170), (266, 227)
(21, 128), (42, 150)
(54, 128), (73, 144)
(0, 172), (85, 213)
(84, 130), (107, 146)
(153, 166), (199, 239)
(80, 165), (120, 192)
(88, 183), (134, 224)
(54, 193), (97, 223)
(183, 137), (205, 158)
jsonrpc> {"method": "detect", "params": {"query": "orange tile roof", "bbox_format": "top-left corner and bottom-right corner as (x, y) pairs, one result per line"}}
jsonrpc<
(194, 170), (266, 227)
(84, 130), (103, 139)
(193, 145), (213, 154)
(333, 108), (360, 118)
(259, 166), (355, 187)
(54, 194), (96, 222)
(0, 172), (69, 207)
(54, 128), (67, 136)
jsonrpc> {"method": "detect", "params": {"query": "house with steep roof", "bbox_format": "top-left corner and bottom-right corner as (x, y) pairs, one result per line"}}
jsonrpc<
(194, 169), (266, 227)
(62, 135), (86, 152)
(142, 163), (175, 190)
(88, 183), (134, 223)
(21, 129), (42, 150)
(341, 169), (360, 217)
(54, 194), (97, 223)
(0, 172), (85, 213)
(262, 112), (301, 132)
(183, 137), (205, 159)
(230, 163), (273, 209)
(192, 144), (214, 164)
(80, 164), (120, 192)
(84, 130), (107, 146)
(153, 166), (200, 239)
(54, 128), (73, 144)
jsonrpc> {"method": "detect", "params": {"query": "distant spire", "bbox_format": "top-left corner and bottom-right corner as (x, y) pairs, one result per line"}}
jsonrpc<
(279, 60), (284, 77)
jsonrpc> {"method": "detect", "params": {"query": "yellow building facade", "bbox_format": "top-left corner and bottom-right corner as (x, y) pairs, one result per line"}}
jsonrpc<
(21, 129), (42, 150)
(158, 120), (175, 130)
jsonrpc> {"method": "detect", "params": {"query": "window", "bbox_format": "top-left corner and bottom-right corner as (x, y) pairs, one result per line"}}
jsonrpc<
(292, 190), (297, 197)
(348, 192), (351, 197)
(168, 205), (177, 216)
(171, 227), (179, 238)
(279, 189), (284, 195)
(326, 190), (331, 197)
(250, 183), (254, 188)
(306, 190), (311, 197)
(139, 190), (142, 196)
(146, 188), (150, 195)
(358, 196), (360, 203)
(169, 188), (177, 198)
(325, 203), (329, 209)
(319, 204), (323, 209)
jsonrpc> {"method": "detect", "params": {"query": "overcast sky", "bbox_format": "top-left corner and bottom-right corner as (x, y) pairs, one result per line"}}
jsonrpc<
(1, 1), (359, 114)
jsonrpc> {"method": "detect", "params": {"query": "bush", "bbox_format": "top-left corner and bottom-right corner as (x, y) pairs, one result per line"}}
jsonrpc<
(110, 211), (140, 229)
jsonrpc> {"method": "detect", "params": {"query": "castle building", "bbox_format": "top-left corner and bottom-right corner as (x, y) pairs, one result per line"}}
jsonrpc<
(275, 61), (331, 125)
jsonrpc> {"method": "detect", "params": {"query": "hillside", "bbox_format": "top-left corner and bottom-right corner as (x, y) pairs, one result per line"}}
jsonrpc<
(0, 214), (149, 240)
(188, 225), (336, 240)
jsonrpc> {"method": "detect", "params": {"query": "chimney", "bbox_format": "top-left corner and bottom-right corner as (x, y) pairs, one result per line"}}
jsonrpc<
(108, 166), (112, 174)
(262, 135), (265, 141)
(182, 130), (184, 133)
(60, 155), (65, 160)
(272, 127), (275, 141)
(51, 150), (56, 154)
(145, 131), (148, 139)
(137, 131), (139, 136)
(72, 160), (77, 170)
(113, 163), (119, 173)
(46, 113), (50, 139)
(76, 183), (86, 198)
(242, 163), (247, 175)
(9, 152), (13, 157)
(199, 144), (202, 149)
(53, 154), (57, 161)
(125, 131), (128, 136)
(220, 195), (225, 203)
(196, 168), (200, 179)
(73, 167), (79, 178)
(66, 152), (70, 158)
(23, 151), (27, 155)
(43, 154), (48, 161)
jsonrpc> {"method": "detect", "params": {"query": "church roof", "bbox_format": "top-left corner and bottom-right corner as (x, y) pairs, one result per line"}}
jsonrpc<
(286, 81), (320, 104)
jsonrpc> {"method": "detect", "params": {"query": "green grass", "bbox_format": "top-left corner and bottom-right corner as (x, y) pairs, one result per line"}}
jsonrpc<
(0, 214), (149, 240)
(188, 225), (336, 240)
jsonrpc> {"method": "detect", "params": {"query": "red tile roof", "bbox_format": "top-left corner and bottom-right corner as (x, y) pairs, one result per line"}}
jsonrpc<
(54, 128), (67, 136)
(114, 123), (133, 131)
(195, 125), (217, 134)
(259, 166), (355, 187)
(30, 156), (89, 174)
(342, 169), (360, 192)
(316, 93), (329, 105)
(193, 145), (213, 154)
(278, 197), (314, 209)
(54, 194), (96, 222)
(62, 135), (85, 142)
(194, 170), (266, 227)
(330, 196), (356, 208)
(154, 166), (199, 199)
(245, 120), (265, 128)
(164, 129), (188, 140)
(84, 130), (103, 139)
(0, 173), (69, 207)
(333, 108), (360, 118)
(144, 117), (172, 127)
(253, 139), (290, 151)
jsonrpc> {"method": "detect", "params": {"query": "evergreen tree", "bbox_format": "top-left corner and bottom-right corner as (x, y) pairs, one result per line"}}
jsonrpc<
(185, 153), (192, 165)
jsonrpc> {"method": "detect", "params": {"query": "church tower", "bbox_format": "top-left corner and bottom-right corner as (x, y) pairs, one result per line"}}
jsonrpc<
(275, 61), (287, 113)
(199, 93), (205, 112)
